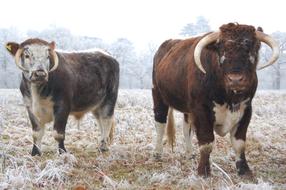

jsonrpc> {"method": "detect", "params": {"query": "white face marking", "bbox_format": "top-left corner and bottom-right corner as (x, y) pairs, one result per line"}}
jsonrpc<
(213, 98), (249, 137)
(154, 121), (166, 154)
(249, 55), (255, 64)
(220, 52), (226, 64)
(22, 44), (50, 71)
(31, 84), (54, 125)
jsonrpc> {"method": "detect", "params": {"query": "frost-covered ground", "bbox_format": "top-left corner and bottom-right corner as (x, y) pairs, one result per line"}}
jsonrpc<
(0, 89), (285, 190)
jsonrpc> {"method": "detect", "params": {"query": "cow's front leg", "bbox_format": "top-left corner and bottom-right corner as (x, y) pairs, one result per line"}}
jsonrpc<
(53, 104), (69, 154)
(231, 106), (252, 175)
(27, 108), (45, 156)
(194, 112), (214, 177)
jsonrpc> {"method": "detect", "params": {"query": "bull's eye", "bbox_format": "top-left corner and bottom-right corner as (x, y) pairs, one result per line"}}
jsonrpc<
(24, 54), (30, 59)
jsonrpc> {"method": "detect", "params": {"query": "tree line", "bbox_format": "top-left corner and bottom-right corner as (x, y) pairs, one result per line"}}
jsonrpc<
(0, 17), (285, 89)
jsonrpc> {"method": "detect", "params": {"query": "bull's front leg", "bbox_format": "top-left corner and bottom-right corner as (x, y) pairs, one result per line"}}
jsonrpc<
(53, 104), (70, 154)
(230, 105), (252, 175)
(194, 110), (214, 177)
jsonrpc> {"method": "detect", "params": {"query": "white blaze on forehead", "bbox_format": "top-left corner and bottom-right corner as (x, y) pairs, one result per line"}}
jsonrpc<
(213, 98), (250, 137)
(24, 44), (50, 57)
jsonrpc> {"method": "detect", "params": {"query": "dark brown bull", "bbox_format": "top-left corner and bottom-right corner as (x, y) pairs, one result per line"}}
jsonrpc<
(6, 38), (119, 156)
(152, 23), (279, 176)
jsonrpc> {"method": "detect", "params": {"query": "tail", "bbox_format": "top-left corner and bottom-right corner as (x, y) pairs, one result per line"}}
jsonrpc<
(167, 108), (176, 151)
(109, 117), (115, 144)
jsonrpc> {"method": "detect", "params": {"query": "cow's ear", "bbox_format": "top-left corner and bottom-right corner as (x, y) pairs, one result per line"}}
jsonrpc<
(5, 42), (19, 56)
(49, 41), (56, 50)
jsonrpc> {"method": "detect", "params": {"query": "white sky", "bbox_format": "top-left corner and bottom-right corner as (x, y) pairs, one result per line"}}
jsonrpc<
(1, 0), (285, 49)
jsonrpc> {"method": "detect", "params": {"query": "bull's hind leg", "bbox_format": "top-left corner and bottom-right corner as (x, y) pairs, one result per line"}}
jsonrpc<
(152, 88), (169, 159)
(183, 113), (195, 159)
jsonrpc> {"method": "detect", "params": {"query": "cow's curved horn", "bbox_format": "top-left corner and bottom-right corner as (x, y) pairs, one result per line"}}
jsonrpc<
(49, 51), (59, 72)
(194, 32), (220, 74)
(256, 31), (280, 70)
(15, 48), (28, 72)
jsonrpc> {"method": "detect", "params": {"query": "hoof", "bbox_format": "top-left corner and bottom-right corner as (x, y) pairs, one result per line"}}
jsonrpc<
(236, 160), (250, 175)
(185, 152), (196, 160)
(59, 147), (67, 154)
(198, 164), (211, 177)
(153, 152), (162, 161)
(31, 145), (41, 156)
(99, 140), (109, 152)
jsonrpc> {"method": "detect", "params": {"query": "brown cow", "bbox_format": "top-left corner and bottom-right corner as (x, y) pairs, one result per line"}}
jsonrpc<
(152, 23), (279, 176)
(6, 38), (119, 156)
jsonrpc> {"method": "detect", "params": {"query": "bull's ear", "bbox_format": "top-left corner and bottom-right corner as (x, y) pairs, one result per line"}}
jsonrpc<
(49, 41), (56, 50)
(5, 42), (19, 56)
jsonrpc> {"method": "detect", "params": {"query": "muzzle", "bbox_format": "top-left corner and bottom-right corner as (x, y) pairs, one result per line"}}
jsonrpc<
(30, 70), (48, 83)
(225, 73), (247, 94)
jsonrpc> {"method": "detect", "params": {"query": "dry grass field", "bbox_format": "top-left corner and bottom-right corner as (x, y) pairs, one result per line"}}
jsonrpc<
(0, 89), (285, 189)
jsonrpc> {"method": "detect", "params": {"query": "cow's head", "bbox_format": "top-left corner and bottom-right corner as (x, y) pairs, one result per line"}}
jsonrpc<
(194, 23), (279, 94)
(5, 38), (58, 84)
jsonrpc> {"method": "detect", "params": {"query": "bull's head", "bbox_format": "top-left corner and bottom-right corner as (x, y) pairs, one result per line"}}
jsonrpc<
(5, 38), (59, 84)
(194, 23), (279, 94)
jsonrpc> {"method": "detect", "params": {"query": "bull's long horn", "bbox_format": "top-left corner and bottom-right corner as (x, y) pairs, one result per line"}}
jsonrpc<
(194, 32), (220, 74)
(15, 48), (28, 71)
(49, 51), (59, 72)
(256, 31), (280, 70)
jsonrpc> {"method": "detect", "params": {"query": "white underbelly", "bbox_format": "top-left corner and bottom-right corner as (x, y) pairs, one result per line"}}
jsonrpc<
(213, 99), (249, 137)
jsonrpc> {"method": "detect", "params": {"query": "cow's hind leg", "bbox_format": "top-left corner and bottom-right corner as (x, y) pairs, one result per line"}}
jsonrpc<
(93, 100), (116, 152)
(152, 88), (169, 159)
(53, 105), (70, 154)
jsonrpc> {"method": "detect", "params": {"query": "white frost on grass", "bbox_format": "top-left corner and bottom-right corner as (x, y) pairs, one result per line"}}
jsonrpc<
(0, 89), (285, 189)
(35, 153), (77, 186)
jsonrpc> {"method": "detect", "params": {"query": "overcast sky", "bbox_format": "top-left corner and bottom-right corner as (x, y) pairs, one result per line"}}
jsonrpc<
(1, 0), (285, 49)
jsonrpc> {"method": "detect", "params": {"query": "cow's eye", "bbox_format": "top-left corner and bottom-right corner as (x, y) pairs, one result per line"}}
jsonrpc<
(24, 54), (30, 59)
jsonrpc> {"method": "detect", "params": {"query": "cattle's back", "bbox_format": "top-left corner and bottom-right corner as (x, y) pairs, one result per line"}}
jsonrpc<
(56, 51), (119, 111)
